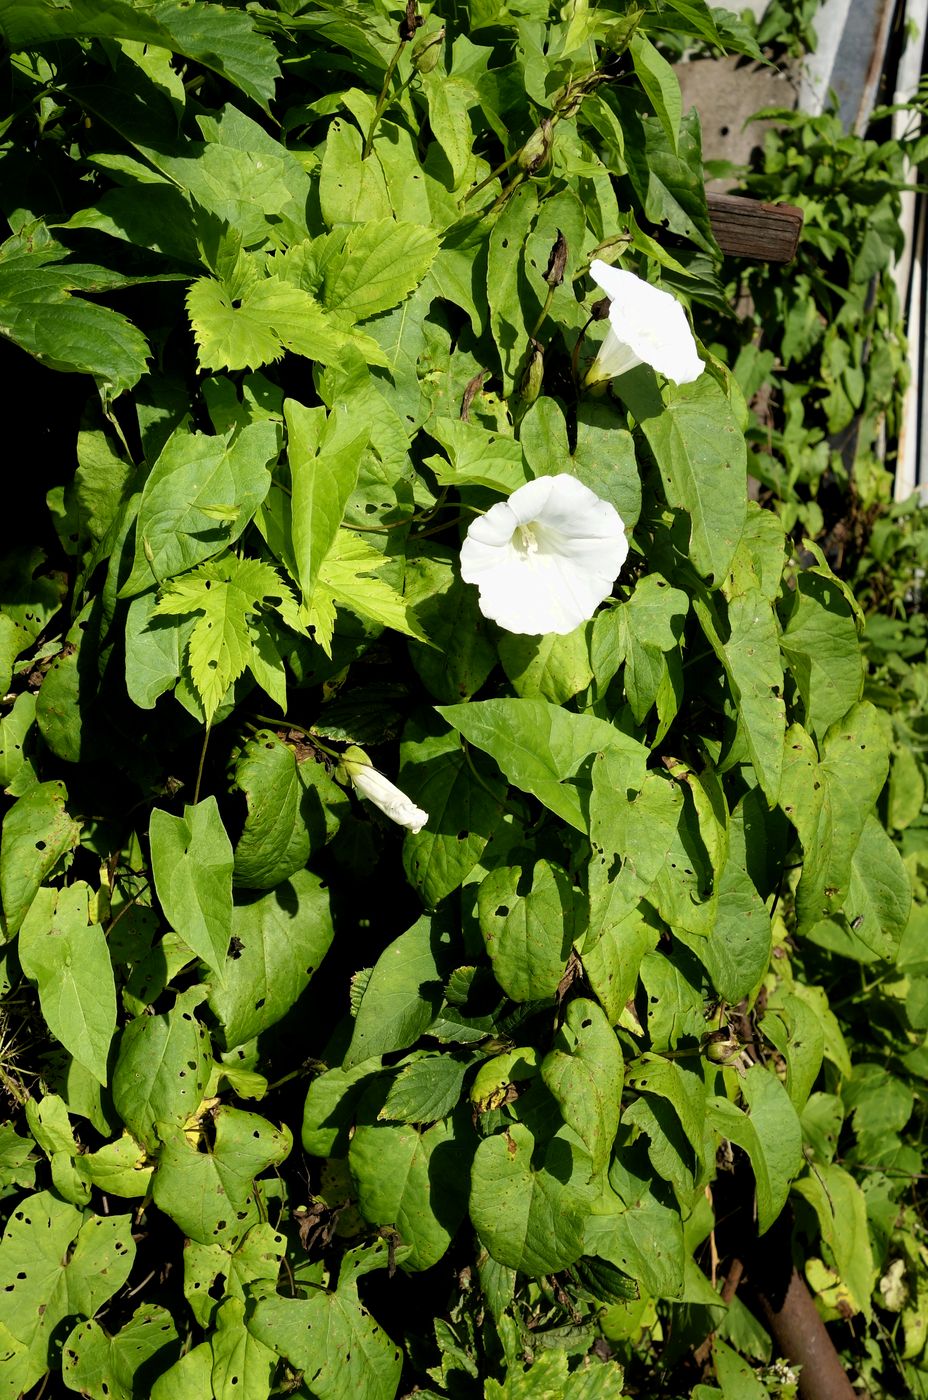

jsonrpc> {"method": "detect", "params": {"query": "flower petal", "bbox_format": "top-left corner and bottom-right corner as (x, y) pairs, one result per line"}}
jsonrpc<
(588, 260), (703, 385)
(460, 474), (629, 635)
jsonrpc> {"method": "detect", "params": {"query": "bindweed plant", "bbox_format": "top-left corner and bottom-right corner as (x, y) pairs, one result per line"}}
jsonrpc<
(0, 0), (918, 1396)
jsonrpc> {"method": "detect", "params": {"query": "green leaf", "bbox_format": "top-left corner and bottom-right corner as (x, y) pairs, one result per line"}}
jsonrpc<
(706, 1067), (803, 1233)
(155, 554), (300, 721)
(210, 1297), (277, 1400)
(405, 547), (497, 703)
(763, 993), (825, 1114)
(250, 1264), (403, 1400)
(61, 1305), (179, 1400)
(74, 1134), (154, 1200)
(310, 533), (427, 653)
(840, 813), (911, 961)
(124, 589), (191, 709)
(0, 235), (149, 400)
(378, 1055), (472, 1125)
(233, 731), (343, 889)
(623, 105), (719, 256)
(469, 1123), (598, 1276)
(150, 1345), (214, 1400)
(488, 182), (539, 393)
(712, 1339), (769, 1400)
(540, 1000), (623, 1173)
(498, 626), (594, 705)
(585, 1152), (685, 1299)
(153, 1107), (291, 1249)
(345, 915), (452, 1069)
(349, 1114), (470, 1271)
(0, 1192), (135, 1396)
(693, 853), (772, 1004)
(208, 871), (333, 1050)
(111, 987), (212, 1152)
(792, 1165), (874, 1316)
(120, 421), (276, 597)
(0, 779), (81, 938)
(288, 400), (368, 602)
(400, 716), (505, 909)
(694, 584), (785, 804)
(18, 883), (116, 1085)
(437, 699), (648, 832)
(629, 33), (682, 151)
(620, 370), (746, 587)
(319, 116), (393, 226)
(519, 396), (642, 528)
(781, 706), (891, 934)
(780, 570), (864, 738)
(0, 692), (36, 791)
(3, 0), (280, 109)
(322, 220), (441, 320)
(477, 860), (574, 1002)
(150, 798), (233, 975)
(426, 417), (528, 493)
(302, 1058), (383, 1159)
(624, 1054), (708, 1166)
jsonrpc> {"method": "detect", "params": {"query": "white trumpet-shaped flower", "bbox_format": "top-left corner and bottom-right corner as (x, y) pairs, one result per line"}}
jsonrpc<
(586, 259), (703, 386)
(341, 750), (428, 833)
(460, 474), (628, 636)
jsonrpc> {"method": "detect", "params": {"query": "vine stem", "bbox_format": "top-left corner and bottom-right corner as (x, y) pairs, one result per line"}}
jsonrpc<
(362, 39), (407, 159)
(193, 723), (211, 806)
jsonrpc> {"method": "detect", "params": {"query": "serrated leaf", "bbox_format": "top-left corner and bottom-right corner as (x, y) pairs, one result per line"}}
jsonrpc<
(322, 220), (440, 320)
(19, 883), (116, 1085)
(150, 798), (233, 974)
(188, 274), (389, 374)
(312, 533), (427, 646)
(3, 0), (280, 109)
(0, 779), (81, 938)
(378, 1055), (472, 1125)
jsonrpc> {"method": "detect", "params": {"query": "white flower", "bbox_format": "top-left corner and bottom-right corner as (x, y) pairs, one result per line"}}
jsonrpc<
(343, 755), (428, 833)
(460, 474), (628, 636)
(586, 259), (703, 386)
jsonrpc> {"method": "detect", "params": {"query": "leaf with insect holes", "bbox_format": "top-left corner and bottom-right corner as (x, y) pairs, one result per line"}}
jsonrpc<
(305, 533), (427, 657)
(153, 554), (304, 723)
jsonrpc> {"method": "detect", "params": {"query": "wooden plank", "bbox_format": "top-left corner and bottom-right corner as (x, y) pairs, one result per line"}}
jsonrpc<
(707, 192), (804, 262)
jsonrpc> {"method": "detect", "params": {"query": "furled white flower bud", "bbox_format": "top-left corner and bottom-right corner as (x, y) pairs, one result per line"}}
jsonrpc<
(340, 748), (428, 833)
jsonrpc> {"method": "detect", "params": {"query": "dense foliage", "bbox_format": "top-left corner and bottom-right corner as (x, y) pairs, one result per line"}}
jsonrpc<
(0, 1), (925, 1397)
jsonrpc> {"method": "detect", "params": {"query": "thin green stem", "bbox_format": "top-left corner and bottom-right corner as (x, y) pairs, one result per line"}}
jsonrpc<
(192, 723), (211, 806)
(362, 40), (407, 159)
(529, 283), (556, 341)
(463, 148), (524, 205)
